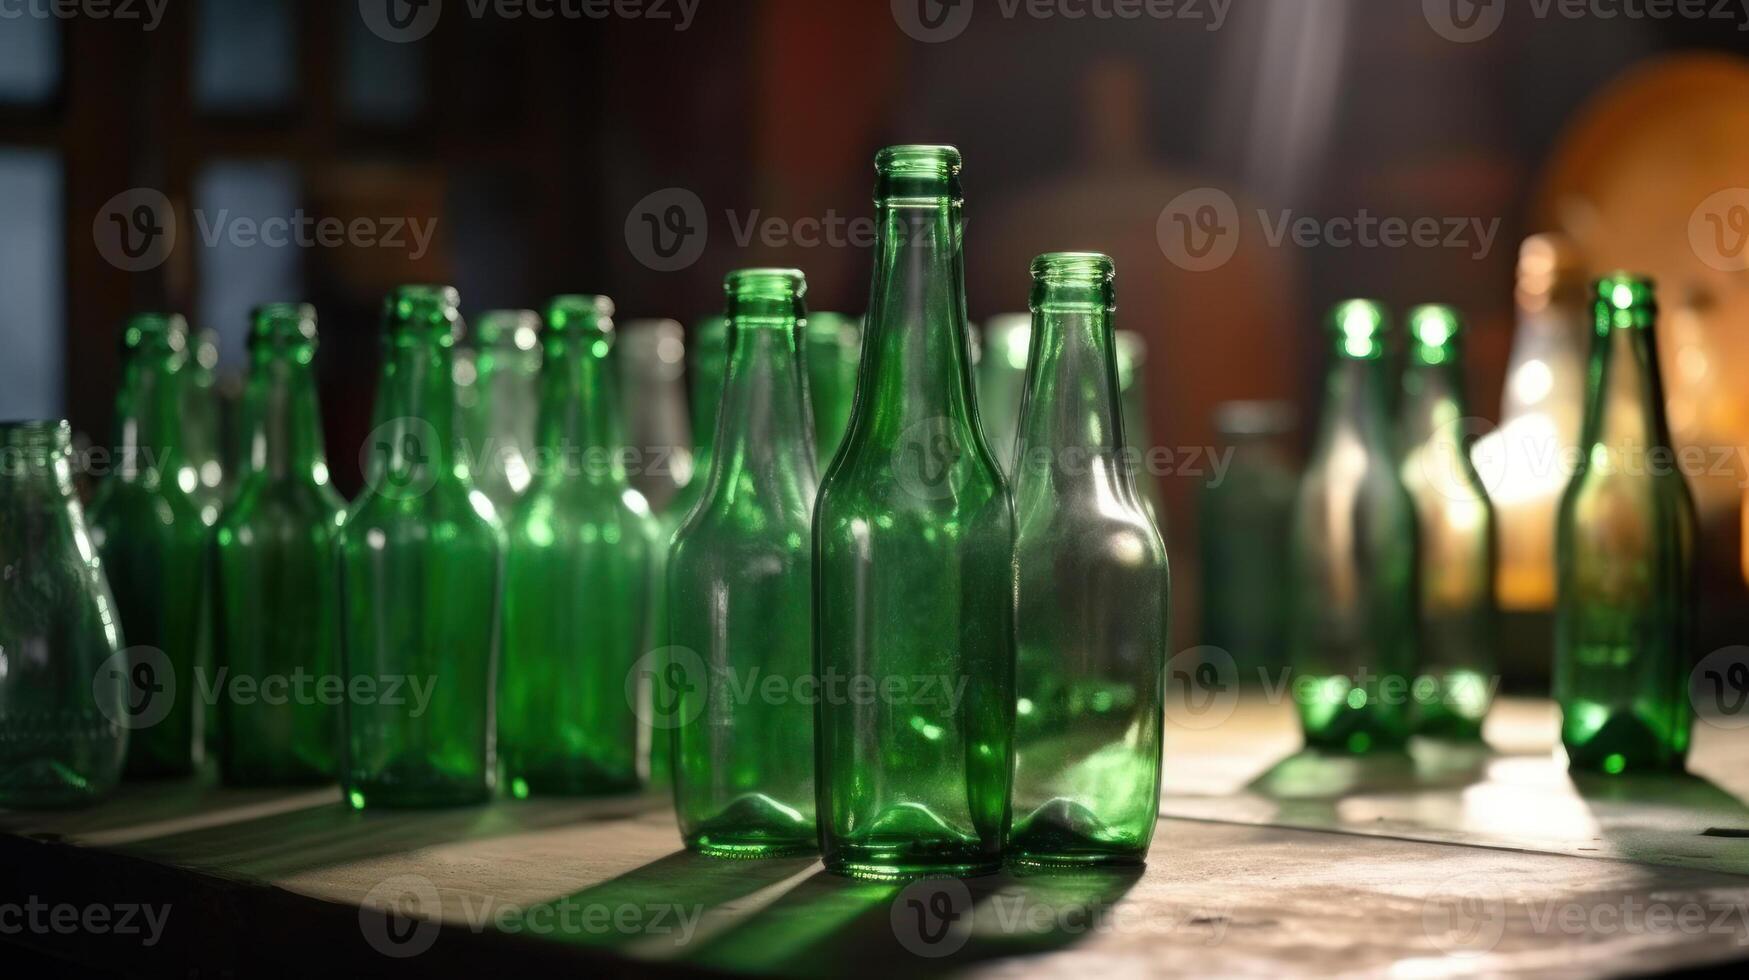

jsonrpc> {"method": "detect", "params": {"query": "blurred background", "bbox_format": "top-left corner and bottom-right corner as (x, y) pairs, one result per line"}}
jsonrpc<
(1, 0), (1747, 685)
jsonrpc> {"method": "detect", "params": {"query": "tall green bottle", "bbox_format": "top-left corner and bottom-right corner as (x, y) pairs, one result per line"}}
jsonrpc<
(0, 420), (127, 807)
(1399, 305), (1497, 740)
(667, 269), (819, 856)
(1008, 254), (1168, 867)
(338, 286), (503, 809)
(1288, 300), (1418, 753)
(813, 145), (1015, 879)
(211, 305), (348, 785)
(806, 312), (861, 467)
(89, 313), (211, 778)
(1555, 275), (1695, 773)
(458, 310), (542, 518)
(499, 295), (656, 797)
(648, 315), (730, 787)
(185, 326), (229, 521)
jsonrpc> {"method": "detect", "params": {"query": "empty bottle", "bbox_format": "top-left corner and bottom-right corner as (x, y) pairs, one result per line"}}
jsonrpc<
(668, 269), (819, 856)
(0, 420), (127, 806)
(1288, 300), (1418, 753)
(184, 326), (229, 521)
(1115, 330), (1166, 524)
(338, 286), (503, 808)
(806, 312), (861, 467)
(814, 145), (1015, 878)
(499, 295), (657, 797)
(211, 305), (348, 785)
(1555, 275), (1695, 773)
(457, 309), (542, 517)
(1008, 253), (1168, 867)
(1200, 401), (1297, 687)
(1399, 305), (1497, 740)
(666, 316), (731, 530)
(89, 313), (211, 778)
(619, 318), (695, 515)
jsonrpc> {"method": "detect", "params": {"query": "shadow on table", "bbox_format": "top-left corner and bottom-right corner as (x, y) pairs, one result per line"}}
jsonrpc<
(109, 791), (664, 879)
(673, 865), (1146, 978)
(1247, 739), (1493, 801)
(1569, 770), (1749, 872)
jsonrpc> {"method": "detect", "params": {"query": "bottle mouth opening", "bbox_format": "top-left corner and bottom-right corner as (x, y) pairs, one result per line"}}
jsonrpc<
(251, 303), (319, 349)
(0, 419), (73, 459)
(1596, 273), (1656, 310)
(875, 145), (961, 178)
(545, 294), (616, 335)
(725, 268), (807, 301)
(1031, 252), (1115, 284)
(473, 310), (543, 350)
(1326, 299), (1388, 359)
(1407, 304), (1463, 348)
(123, 313), (189, 352)
(384, 285), (462, 341)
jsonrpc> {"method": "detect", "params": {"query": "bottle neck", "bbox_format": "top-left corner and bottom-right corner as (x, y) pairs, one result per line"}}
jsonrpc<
(372, 336), (460, 485)
(702, 322), (818, 511)
(113, 345), (189, 484)
(1316, 353), (1396, 454)
(1582, 322), (1674, 454)
(537, 331), (628, 488)
(243, 348), (330, 484)
(1401, 350), (1469, 447)
(0, 424), (78, 497)
(1013, 299), (1130, 489)
(850, 197), (979, 447)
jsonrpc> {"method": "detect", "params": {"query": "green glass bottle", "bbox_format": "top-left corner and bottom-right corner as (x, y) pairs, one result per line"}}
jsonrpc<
(806, 312), (861, 467)
(1399, 305), (1498, 740)
(647, 315), (730, 787)
(667, 269), (819, 856)
(1288, 300), (1418, 753)
(0, 421), (127, 807)
(665, 317), (731, 532)
(976, 313), (1031, 475)
(499, 295), (656, 797)
(1200, 401), (1297, 688)
(457, 310), (542, 518)
(338, 286), (503, 809)
(89, 313), (211, 778)
(1008, 254), (1168, 868)
(211, 305), (348, 786)
(1555, 275), (1696, 774)
(184, 326), (229, 522)
(814, 145), (1015, 879)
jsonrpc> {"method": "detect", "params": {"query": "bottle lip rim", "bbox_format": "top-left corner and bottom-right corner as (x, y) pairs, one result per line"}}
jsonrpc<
(545, 294), (617, 334)
(1407, 304), (1465, 346)
(1031, 251), (1116, 282)
(122, 312), (190, 351)
(1594, 272), (1657, 308)
(0, 419), (73, 453)
(250, 303), (319, 346)
(875, 145), (962, 176)
(724, 267), (807, 295)
(472, 309), (543, 348)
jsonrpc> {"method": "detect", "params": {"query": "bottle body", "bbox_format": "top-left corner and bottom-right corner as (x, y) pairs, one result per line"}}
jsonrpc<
(814, 146), (1015, 878)
(0, 422), (128, 807)
(1200, 403), (1297, 688)
(1289, 302), (1418, 753)
(1399, 307), (1497, 740)
(339, 287), (503, 808)
(212, 305), (348, 785)
(88, 314), (211, 778)
(499, 295), (654, 797)
(806, 312), (861, 468)
(457, 310), (542, 518)
(1555, 276), (1695, 773)
(668, 269), (819, 857)
(1007, 254), (1167, 868)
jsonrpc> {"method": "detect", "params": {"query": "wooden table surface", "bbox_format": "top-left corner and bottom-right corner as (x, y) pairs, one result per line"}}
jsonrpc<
(6, 697), (1749, 978)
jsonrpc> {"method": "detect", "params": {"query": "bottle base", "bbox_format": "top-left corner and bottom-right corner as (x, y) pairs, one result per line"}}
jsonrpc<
(1006, 852), (1145, 871)
(688, 836), (818, 860)
(824, 859), (1002, 881)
